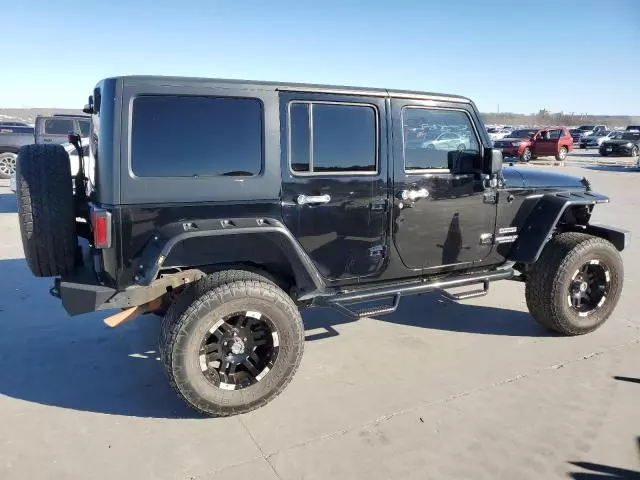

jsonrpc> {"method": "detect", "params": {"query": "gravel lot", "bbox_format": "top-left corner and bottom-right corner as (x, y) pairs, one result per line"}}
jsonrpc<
(0, 152), (638, 480)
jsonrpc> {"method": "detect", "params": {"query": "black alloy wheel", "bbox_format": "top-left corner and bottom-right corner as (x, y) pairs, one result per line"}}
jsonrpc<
(567, 260), (611, 316)
(199, 310), (278, 390)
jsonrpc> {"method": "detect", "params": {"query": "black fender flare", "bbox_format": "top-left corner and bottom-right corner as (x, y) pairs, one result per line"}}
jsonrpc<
(507, 191), (626, 263)
(135, 217), (326, 299)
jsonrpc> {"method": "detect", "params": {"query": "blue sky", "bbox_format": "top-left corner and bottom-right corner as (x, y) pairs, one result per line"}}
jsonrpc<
(2, 0), (639, 114)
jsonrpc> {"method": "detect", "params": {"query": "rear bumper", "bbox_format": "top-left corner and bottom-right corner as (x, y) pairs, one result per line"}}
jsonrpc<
(55, 267), (117, 316)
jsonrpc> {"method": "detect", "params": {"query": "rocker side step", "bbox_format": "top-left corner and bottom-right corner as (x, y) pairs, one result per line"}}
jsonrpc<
(438, 280), (490, 301)
(316, 268), (514, 319)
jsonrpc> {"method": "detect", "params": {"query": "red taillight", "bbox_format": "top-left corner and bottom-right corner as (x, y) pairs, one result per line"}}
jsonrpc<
(91, 209), (112, 249)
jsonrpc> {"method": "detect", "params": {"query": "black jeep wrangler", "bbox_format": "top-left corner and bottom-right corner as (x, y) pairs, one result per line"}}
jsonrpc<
(15, 76), (628, 417)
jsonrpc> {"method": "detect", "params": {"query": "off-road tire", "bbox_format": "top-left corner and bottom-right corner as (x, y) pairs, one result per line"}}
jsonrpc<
(160, 272), (303, 416)
(0, 151), (17, 179)
(16, 144), (76, 277)
(555, 146), (568, 161)
(521, 148), (532, 162)
(525, 232), (623, 336)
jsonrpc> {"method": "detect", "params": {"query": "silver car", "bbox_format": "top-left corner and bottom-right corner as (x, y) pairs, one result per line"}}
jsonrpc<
(422, 131), (470, 151)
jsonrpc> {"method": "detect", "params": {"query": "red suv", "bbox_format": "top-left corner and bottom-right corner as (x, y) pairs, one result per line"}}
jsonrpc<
(494, 127), (574, 162)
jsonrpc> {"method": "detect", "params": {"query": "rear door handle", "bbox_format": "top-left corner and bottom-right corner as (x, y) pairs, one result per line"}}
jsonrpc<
(295, 194), (331, 205)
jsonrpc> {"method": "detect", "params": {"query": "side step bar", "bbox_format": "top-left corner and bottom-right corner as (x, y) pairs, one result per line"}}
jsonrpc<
(316, 269), (513, 319)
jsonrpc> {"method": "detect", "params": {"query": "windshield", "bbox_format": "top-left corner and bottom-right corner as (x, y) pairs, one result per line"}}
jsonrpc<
(578, 126), (595, 131)
(509, 129), (536, 138)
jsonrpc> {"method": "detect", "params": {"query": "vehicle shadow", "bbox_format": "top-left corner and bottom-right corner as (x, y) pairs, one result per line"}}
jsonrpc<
(0, 258), (547, 419)
(0, 192), (16, 213)
(303, 291), (550, 341)
(567, 437), (640, 478)
(581, 165), (639, 173)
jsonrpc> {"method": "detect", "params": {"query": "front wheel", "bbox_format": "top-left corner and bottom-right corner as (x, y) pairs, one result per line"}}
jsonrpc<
(632, 146), (639, 157)
(555, 147), (568, 161)
(160, 275), (304, 416)
(0, 152), (17, 179)
(599, 149), (608, 157)
(525, 232), (623, 336)
(521, 147), (532, 162)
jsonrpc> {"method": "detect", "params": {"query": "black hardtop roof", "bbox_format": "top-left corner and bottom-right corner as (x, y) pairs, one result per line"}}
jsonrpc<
(103, 75), (473, 104)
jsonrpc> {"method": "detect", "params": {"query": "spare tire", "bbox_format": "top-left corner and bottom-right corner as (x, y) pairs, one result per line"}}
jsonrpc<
(16, 144), (77, 277)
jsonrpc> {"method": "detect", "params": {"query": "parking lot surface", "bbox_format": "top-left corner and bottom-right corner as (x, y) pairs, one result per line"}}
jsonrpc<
(0, 152), (638, 479)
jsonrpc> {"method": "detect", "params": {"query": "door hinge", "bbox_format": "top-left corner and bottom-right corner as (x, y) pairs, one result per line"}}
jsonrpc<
(368, 245), (386, 258)
(483, 191), (497, 204)
(370, 199), (387, 211)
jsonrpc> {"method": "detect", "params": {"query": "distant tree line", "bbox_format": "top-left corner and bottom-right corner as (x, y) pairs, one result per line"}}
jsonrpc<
(482, 109), (640, 128)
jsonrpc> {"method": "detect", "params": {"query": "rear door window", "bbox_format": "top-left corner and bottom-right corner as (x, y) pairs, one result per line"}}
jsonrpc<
(131, 95), (264, 177)
(288, 102), (377, 174)
(548, 129), (562, 140)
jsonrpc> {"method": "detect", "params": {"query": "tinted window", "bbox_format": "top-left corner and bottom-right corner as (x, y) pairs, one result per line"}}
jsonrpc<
(289, 102), (377, 174)
(78, 120), (90, 137)
(131, 95), (263, 177)
(403, 108), (480, 170)
(549, 129), (562, 139)
(289, 103), (310, 172)
(45, 119), (74, 135)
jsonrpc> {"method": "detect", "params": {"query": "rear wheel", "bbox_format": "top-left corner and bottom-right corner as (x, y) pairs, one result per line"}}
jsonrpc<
(525, 232), (623, 336)
(555, 147), (568, 161)
(632, 146), (639, 157)
(0, 152), (17, 179)
(521, 148), (532, 162)
(16, 144), (76, 277)
(160, 274), (304, 416)
(599, 149), (608, 157)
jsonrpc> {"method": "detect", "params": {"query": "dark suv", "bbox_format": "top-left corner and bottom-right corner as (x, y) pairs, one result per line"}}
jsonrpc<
(15, 76), (628, 417)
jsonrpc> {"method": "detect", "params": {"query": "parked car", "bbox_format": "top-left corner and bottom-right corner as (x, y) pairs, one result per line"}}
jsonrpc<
(625, 125), (640, 132)
(420, 131), (470, 151)
(34, 114), (90, 145)
(579, 130), (615, 149)
(570, 125), (607, 143)
(15, 75), (627, 417)
(0, 124), (35, 178)
(494, 127), (573, 162)
(599, 131), (640, 157)
(487, 127), (512, 141)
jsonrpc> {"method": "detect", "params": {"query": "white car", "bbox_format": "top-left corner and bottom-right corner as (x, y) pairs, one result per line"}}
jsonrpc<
(421, 131), (470, 151)
(487, 127), (512, 141)
(9, 139), (93, 194)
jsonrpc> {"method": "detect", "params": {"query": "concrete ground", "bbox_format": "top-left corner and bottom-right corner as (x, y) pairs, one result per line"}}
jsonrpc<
(0, 152), (638, 480)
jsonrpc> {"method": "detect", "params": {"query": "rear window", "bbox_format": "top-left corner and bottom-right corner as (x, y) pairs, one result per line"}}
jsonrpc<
(44, 119), (74, 135)
(131, 95), (263, 177)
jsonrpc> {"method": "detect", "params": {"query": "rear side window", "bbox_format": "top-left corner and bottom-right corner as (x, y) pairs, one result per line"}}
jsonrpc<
(548, 129), (562, 139)
(44, 119), (74, 135)
(289, 102), (377, 174)
(131, 95), (263, 177)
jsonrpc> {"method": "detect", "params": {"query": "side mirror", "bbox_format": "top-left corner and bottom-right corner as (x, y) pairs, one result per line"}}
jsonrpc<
(82, 95), (94, 114)
(483, 148), (503, 175)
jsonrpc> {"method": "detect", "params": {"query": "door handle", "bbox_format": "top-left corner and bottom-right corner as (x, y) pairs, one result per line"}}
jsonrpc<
(295, 194), (331, 205)
(400, 188), (429, 201)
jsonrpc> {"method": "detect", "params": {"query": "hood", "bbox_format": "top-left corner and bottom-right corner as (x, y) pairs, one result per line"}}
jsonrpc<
(501, 166), (585, 189)
(500, 137), (531, 143)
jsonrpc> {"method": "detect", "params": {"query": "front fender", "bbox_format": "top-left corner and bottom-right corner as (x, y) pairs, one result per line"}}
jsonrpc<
(507, 190), (613, 263)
